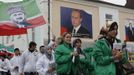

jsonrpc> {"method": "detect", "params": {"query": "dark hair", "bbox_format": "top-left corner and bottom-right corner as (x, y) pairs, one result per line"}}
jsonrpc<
(14, 48), (20, 52)
(108, 22), (118, 32)
(73, 38), (82, 47)
(29, 41), (37, 48)
(39, 46), (45, 50)
(59, 32), (72, 44)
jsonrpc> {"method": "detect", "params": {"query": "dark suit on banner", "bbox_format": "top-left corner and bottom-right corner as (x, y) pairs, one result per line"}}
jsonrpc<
(128, 27), (134, 41)
(69, 25), (91, 38)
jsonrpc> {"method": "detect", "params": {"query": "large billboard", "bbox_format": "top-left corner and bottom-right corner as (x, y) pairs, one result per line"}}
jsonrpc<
(60, 6), (92, 38)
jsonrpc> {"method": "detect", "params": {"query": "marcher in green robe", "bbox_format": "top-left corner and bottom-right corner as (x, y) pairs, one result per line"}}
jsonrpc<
(93, 22), (128, 75)
(82, 47), (95, 75)
(55, 32), (80, 75)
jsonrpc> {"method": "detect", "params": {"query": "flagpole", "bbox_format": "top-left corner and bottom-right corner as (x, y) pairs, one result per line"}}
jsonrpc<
(32, 28), (35, 41)
(48, 0), (50, 44)
(26, 32), (29, 47)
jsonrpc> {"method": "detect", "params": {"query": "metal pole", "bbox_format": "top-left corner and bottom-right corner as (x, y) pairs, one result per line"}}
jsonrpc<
(48, 0), (50, 44)
(32, 28), (35, 41)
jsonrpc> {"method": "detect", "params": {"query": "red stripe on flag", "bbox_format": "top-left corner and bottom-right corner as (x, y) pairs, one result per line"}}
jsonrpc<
(0, 28), (27, 36)
(0, 16), (46, 29)
(0, 25), (27, 36)
(27, 16), (46, 28)
(0, 16), (45, 35)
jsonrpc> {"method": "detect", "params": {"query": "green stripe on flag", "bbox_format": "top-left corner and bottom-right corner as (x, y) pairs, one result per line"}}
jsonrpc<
(0, 44), (14, 52)
(0, 0), (40, 21)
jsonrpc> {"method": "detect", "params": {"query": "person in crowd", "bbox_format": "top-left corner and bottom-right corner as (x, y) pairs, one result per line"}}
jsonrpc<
(48, 34), (57, 51)
(72, 38), (85, 75)
(82, 47), (95, 75)
(7, 6), (31, 28)
(73, 38), (95, 75)
(97, 26), (108, 40)
(38, 46), (45, 60)
(51, 34), (56, 42)
(36, 45), (56, 75)
(55, 37), (63, 45)
(19, 41), (38, 75)
(55, 32), (81, 75)
(10, 48), (21, 75)
(68, 9), (91, 38)
(0, 53), (11, 75)
(48, 41), (56, 51)
(93, 22), (128, 75)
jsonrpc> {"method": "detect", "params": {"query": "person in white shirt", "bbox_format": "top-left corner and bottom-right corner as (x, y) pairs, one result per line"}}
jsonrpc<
(0, 55), (11, 75)
(37, 46), (45, 60)
(10, 48), (21, 75)
(36, 45), (56, 75)
(19, 41), (38, 75)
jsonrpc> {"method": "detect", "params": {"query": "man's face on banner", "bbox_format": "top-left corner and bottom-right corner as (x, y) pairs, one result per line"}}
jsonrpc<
(71, 10), (82, 27)
(10, 12), (25, 23)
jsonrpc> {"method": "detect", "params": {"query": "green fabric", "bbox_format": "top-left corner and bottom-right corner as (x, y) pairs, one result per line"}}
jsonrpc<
(93, 38), (128, 75)
(0, 0), (40, 21)
(0, 44), (14, 52)
(82, 47), (95, 75)
(55, 42), (74, 75)
(93, 38), (116, 75)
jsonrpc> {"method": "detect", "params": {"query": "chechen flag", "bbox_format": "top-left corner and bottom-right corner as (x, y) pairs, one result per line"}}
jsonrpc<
(0, 0), (46, 36)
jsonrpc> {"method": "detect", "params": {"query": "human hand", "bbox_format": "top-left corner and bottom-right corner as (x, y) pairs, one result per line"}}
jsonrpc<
(47, 67), (55, 73)
(114, 51), (123, 60)
(20, 73), (23, 75)
(112, 49), (119, 56)
(72, 51), (78, 56)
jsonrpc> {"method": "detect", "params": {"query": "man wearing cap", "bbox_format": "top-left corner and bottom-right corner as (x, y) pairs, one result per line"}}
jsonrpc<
(7, 6), (31, 28)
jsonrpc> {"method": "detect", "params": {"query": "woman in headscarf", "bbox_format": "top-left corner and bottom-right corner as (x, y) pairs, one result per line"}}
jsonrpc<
(36, 45), (56, 75)
(93, 22), (128, 75)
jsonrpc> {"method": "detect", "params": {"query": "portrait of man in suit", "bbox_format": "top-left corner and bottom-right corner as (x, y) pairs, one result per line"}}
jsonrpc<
(60, 7), (92, 38)
(127, 22), (134, 41)
(69, 9), (91, 38)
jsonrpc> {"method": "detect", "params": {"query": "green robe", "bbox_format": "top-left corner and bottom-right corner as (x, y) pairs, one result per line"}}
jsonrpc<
(55, 42), (78, 75)
(93, 38), (127, 75)
(82, 47), (95, 75)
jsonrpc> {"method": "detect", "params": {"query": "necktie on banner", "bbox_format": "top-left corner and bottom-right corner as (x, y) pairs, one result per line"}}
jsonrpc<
(0, 0), (46, 36)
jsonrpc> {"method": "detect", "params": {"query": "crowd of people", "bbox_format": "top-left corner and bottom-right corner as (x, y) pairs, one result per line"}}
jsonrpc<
(0, 22), (133, 75)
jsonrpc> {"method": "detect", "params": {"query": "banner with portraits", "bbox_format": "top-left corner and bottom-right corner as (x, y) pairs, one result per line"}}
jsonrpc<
(0, 0), (46, 35)
(125, 18), (134, 42)
(60, 6), (92, 38)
